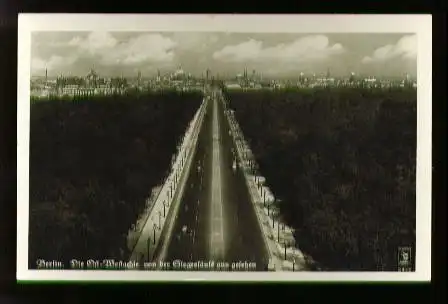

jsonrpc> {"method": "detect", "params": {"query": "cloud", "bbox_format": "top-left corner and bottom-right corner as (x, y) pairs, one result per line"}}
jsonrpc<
(31, 55), (77, 73)
(104, 34), (177, 65)
(171, 33), (219, 51)
(362, 34), (417, 63)
(212, 35), (345, 63)
(71, 32), (118, 55)
(67, 36), (83, 47)
(69, 32), (177, 65)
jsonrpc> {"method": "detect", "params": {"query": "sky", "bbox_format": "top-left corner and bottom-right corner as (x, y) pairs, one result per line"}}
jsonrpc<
(31, 32), (417, 79)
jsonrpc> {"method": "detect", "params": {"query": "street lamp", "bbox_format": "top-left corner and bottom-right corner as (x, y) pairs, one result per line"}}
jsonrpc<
(277, 220), (280, 242)
(163, 201), (166, 217)
(153, 225), (156, 245)
(147, 237), (150, 262)
(284, 241), (287, 260)
(158, 210), (162, 229)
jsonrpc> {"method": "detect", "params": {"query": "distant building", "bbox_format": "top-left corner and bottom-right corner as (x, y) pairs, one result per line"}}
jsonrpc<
(298, 72), (305, 84)
(86, 68), (100, 88)
(362, 76), (379, 88)
(172, 65), (185, 79)
(363, 77), (377, 83)
(169, 65), (192, 87)
(137, 70), (142, 87)
(315, 77), (335, 87)
(349, 72), (356, 83)
(226, 83), (241, 89)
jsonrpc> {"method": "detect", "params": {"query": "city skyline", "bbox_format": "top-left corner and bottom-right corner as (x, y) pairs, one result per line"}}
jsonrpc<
(31, 32), (417, 79)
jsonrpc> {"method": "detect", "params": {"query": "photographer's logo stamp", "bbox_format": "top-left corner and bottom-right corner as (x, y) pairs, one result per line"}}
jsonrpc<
(398, 246), (412, 272)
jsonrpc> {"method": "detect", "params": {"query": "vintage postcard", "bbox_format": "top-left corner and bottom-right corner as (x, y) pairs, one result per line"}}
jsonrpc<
(17, 14), (432, 282)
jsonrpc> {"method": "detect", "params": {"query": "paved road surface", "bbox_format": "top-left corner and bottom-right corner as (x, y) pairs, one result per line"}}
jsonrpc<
(162, 91), (269, 271)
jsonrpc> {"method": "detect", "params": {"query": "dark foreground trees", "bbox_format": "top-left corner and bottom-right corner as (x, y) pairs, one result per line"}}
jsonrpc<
(227, 87), (416, 271)
(29, 91), (202, 269)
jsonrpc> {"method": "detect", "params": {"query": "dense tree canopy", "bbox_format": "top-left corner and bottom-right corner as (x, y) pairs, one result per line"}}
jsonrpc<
(225, 87), (416, 271)
(29, 91), (202, 268)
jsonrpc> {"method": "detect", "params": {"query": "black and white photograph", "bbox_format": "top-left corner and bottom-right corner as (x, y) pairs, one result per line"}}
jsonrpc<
(17, 14), (432, 282)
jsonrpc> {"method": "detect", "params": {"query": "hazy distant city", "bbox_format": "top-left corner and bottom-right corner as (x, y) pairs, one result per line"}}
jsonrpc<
(31, 65), (417, 99)
(30, 32), (417, 98)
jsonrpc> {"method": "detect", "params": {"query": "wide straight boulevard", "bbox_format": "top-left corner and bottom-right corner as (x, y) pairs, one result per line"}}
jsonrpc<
(156, 89), (269, 271)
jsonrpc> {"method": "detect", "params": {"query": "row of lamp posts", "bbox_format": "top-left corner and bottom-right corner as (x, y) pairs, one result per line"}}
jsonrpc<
(228, 106), (300, 271)
(145, 100), (207, 263)
(224, 94), (301, 272)
(145, 127), (192, 262)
